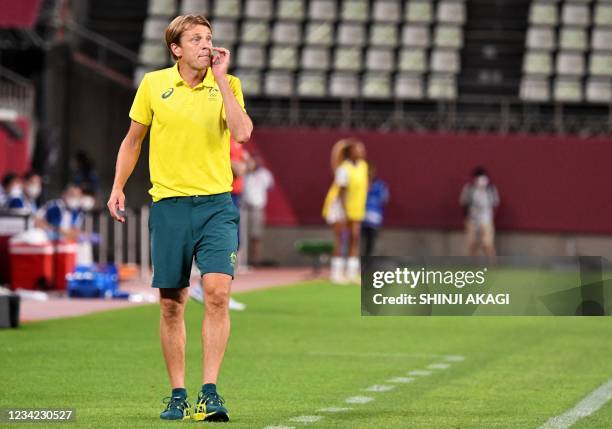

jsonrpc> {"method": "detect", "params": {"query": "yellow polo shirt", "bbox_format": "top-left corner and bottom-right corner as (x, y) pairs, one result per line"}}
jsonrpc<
(129, 63), (246, 201)
(322, 159), (368, 221)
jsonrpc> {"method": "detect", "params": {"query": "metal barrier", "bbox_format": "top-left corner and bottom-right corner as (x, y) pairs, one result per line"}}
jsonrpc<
(82, 206), (150, 279)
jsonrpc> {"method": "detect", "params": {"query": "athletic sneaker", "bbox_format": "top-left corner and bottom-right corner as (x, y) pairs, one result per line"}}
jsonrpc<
(160, 395), (191, 420)
(193, 390), (229, 422)
(189, 285), (247, 311)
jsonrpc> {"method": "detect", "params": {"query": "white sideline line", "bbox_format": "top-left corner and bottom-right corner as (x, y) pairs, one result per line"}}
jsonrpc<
(364, 384), (396, 392)
(308, 351), (444, 359)
(387, 377), (415, 383)
(288, 416), (322, 424)
(444, 355), (465, 362)
(537, 379), (612, 429)
(345, 396), (374, 404)
(427, 363), (451, 370)
(263, 426), (295, 429)
(408, 370), (432, 377)
(317, 407), (352, 413)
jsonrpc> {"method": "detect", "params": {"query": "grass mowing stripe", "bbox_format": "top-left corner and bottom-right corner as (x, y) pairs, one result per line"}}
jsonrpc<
(537, 379), (612, 429)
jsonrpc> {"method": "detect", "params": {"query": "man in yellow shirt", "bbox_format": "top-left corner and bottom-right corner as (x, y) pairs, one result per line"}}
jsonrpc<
(106, 15), (252, 422)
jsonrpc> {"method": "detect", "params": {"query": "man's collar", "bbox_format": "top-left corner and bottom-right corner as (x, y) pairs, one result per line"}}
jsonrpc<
(172, 63), (216, 88)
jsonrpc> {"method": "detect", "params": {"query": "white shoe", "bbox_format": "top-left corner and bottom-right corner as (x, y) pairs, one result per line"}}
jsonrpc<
(190, 285), (246, 311)
(330, 273), (349, 285)
(229, 297), (246, 311)
(189, 285), (204, 303)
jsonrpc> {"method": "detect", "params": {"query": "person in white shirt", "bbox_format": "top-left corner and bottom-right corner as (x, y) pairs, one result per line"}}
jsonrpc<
(243, 154), (274, 266)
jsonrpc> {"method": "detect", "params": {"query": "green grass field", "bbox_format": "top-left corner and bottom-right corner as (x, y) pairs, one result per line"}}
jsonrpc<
(1, 280), (612, 428)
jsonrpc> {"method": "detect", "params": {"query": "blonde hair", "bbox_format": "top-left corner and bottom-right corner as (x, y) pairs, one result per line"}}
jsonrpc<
(330, 138), (361, 172)
(165, 15), (212, 61)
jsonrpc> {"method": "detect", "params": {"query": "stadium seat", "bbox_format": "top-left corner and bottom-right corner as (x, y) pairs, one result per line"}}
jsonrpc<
(264, 71), (294, 96)
(308, 0), (337, 21)
(301, 46), (331, 71)
(427, 74), (457, 99)
(369, 24), (399, 48)
(213, 0), (240, 18)
(585, 77), (612, 103)
(398, 48), (427, 72)
(405, 0), (434, 23)
(559, 28), (586, 51)
(561, 3), (590, 26)
(362, 73), (392, 98)
(529, 2), (558, 25)
(269, 46), (299, 70)
(244, 0), (274, 20)
(330, 72), (360, 97)
(241, 20), (271, 45)
(520, 76), (550, 102)
(210, 19), (238, 45)
(594, 2), (612, 26)
(337, 23), (367, 47)
(180, 0), (209, 15)
(143, 18), (170, 41)
(373, 1), (402, 23)
(236, 45), (267, 69)
(234, 69), (262, 96)
(139, 41), (168, 66)
(148, 0), (177, 16)
(272, 21), (302, 45)
(394, 73), (425, 99)
(305, 22), (334, 46)
(297, 71), (327, 97)
(277, 0), (305, 20)
(526, 27), (556, 51)
(591, 29), (612, 52)
(365, 48), (395, 72)
(430, 49), (460, 73)
(556, 52), (585, 76)
(437, 1), (466, 24)
(523, 51), (553, 75)
(434, 25), (463, 49)
(401, 24), (430, 48)
(553, 77), (582, 102)
(589, 53), (612, 77)
(340, 0), (369, 22)
(334, 47), (363, 71)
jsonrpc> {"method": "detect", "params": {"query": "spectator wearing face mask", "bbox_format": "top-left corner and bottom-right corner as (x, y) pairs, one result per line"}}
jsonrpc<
(80, 186), (97, 212)
(22, 171), (43, 212)
(2, 172), (25, 210)
(35, 184), (84, 241)
(460, 167), (500, 258)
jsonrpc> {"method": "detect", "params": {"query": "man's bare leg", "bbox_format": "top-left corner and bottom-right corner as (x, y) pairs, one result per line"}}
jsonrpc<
(159, 288), (189, 389)
(201, 273), (232, 384)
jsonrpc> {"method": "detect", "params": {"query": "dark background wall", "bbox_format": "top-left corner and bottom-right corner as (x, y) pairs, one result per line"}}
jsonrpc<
(249, 129), (612, 234)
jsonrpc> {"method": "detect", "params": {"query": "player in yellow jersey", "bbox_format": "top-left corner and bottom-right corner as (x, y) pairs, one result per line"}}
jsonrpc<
(322, 138), (368, 284)
(106, 15), (252, 422)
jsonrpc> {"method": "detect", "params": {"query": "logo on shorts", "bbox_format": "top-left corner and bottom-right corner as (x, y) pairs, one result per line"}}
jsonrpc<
(161, 88), (174, 99)
(229, 252), (237, 267)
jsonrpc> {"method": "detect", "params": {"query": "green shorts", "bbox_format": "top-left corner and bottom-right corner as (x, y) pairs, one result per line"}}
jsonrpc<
(149, 193), (239, 288)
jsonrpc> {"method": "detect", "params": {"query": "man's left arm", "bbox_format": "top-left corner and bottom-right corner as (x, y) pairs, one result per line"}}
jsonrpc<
(212, 47), (253, 144)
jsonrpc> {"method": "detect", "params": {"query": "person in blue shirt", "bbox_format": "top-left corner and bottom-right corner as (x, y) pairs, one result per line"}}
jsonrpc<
(2, 172), (25, 210)
(12, 171), (43, 213)
(35, 184), (83, 241)
(361, 164), (390, 260)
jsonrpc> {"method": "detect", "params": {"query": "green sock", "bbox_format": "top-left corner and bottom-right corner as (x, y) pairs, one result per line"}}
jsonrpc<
(202, 383), (216, 394)
(172, 387), (187, 399)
